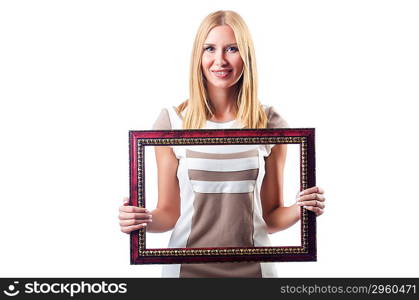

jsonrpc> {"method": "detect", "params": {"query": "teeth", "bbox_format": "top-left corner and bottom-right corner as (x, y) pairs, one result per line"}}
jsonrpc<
(214, 72), (228, 75)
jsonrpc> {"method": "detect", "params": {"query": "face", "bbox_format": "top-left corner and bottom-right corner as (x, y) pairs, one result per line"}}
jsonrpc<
(201, 25), (244, 90)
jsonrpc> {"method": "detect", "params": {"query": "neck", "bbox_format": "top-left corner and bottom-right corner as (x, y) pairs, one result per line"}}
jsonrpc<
(206, 84), (239, 121)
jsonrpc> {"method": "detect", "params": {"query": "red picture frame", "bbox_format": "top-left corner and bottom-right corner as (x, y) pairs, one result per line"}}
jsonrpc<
(129, 128), (316, 264)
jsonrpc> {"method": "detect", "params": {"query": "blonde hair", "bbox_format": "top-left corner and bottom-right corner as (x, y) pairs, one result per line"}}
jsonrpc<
(176, 10), (268, 129)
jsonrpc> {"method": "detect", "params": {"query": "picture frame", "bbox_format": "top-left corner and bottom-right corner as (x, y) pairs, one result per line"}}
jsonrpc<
(129, 128), (316, 264)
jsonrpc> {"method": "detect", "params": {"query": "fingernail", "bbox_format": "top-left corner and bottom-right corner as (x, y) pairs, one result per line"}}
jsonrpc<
(303, 206), (309, 209)
(299, 191), (304, 196)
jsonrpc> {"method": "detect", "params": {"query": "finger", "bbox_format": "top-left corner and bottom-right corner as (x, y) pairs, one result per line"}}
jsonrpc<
(298, 194), (326, 202)
(122, 197), (130, 206)
(120, 218), (152, 226)
(119, 205), (149, 213)
(118, 212), (151, 220)
(297, 200), (325, 209)
(118, 212), (152, 220)
(120, 223), (148, 234)
(303, 206), (323, 216)
(299, 186), (324, 196)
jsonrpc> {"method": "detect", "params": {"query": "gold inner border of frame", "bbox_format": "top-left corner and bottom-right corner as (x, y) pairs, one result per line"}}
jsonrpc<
(136, 136), (309, 256)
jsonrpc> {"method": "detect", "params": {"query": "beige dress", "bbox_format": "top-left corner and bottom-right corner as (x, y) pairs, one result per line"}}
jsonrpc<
(152, 105), (289, 277)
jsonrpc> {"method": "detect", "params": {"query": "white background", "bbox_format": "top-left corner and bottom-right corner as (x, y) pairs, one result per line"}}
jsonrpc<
(0, 0), (418, 277)
(144, 145), (301, 249)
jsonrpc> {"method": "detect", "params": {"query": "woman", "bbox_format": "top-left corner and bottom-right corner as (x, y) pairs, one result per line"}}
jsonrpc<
(119, 10), (326, 277)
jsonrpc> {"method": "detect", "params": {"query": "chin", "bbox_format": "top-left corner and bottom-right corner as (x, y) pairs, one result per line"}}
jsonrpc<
(207, 80), (237, 89)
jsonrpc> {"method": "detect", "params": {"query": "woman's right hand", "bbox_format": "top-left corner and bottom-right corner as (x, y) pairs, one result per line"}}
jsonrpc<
(118, 197), (153, 234)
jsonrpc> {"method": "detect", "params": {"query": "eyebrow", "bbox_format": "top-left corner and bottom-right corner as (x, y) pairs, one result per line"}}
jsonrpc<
(203, 43), (238, 47)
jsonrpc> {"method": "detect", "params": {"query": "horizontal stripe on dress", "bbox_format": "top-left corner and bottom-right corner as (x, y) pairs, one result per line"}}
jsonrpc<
(185, 144), (260, 154)
(189, 180), (255, 193)
(188, 168), (259, 181)
(187, 157), (259, 172)
(186, 149), (258, 159)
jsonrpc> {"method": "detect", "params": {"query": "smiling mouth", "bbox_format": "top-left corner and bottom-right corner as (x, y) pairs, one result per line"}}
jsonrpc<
(211, 70), (232, 78)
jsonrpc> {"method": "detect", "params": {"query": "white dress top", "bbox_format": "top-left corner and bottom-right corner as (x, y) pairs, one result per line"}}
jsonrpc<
(152, 105), (289, 277)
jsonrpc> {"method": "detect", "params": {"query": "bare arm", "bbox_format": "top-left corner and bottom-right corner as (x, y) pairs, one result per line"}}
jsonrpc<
(146, 145), (180, 233)
(260, 144), (300, 234)
(119, 145), (180, 234)
(260, 144), (327, 234)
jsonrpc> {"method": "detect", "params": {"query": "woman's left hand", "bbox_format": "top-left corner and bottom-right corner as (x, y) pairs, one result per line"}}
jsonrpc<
(296, 186), (326, 216)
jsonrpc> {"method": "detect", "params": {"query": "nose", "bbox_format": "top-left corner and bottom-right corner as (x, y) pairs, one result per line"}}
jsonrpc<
(214, 49), (227, 66)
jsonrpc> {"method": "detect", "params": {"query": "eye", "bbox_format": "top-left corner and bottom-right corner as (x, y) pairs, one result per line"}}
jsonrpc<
(226, 46), (239, 53)
(204, 46), (215, 52)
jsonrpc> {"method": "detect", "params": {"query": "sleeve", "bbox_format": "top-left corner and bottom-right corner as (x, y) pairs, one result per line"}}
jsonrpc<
(151, 108), (172, 130)
(266, 105), (289, 129)
(151, 107), (180, 158)
(262, 106), (289, 157)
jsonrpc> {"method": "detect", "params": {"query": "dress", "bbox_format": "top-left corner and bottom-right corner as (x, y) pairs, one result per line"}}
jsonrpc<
(151, 105), (289, 277)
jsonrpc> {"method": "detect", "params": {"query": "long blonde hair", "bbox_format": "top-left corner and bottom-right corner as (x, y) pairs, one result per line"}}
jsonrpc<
(176, 10), (268, 129)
